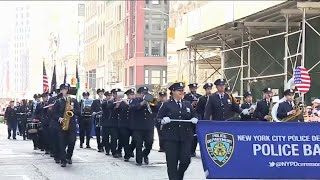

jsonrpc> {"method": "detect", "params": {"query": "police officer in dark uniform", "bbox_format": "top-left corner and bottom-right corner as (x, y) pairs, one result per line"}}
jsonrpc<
(240, 91), (255, 121)
(130, 86), (154, 166)
(17, 99), (30, 140)
(196, 83), (213, 119)
(157, 82), (198, 180)
(100, 91), (113, 154)
(183, 83), (201, 157)
(35, 93), (51, 153)
(79, 91), (93, 148)
(153, 92), (168, 152)
(91, 89), (106, 152)
(254, 87), (273, 121)
(4, 101), (18, 139)
(277, 89), (299, 122)
(204, 79), (249, 120)
(118, 88), (135, 160)
(52, 83), (80, 167)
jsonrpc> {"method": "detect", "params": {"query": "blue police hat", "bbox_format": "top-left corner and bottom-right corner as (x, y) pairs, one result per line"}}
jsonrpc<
(262, 87), (272, 93)
(82, 92), (90, 97)
(125, 88), (135, 95)
(96, 88), (105, 94)
(284, 89), (294, 96)
(60, 83), (70, 90)
(244, 91), (252, 98)
(137, 86), (148, 93)
(111, 88), (122, 94)
(188, 83), (198, 88)
(159, 92), (167, 96)
(203, 83), (213, 89)
(214, 79), (226, 86)
(169, 82), (185, 91)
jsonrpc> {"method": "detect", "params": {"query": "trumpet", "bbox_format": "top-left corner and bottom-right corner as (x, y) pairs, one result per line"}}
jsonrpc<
(113, 99), (129, 104)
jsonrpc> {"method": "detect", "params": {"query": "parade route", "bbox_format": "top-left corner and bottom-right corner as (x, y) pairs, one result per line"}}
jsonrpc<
(0, 124), (205, 180)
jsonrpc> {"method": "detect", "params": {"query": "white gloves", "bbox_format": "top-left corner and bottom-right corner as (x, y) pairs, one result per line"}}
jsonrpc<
(242, 109), (250, 115)
(161, 117), (171, 125)
(58, 117), (64, 124)
(191, 118), (198, 124)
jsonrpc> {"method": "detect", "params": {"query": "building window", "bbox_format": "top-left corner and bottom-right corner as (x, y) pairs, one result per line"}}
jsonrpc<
(129, 66), (134, 85)
(162, 70), (167, 84)
(144, 40), (149, 56)
(151, 40), (161, 56)
(125, 68), (128, 86)
(151, 70), (161, 84)
(145, 69), (149, 84)
(152, 0), (159, 5)
(118, 5), (122, 21)
(145, 0), (149, 4)
(152, 21), (161, 31)
(144, 67), (167, 85)
(145, 20), (149, 30)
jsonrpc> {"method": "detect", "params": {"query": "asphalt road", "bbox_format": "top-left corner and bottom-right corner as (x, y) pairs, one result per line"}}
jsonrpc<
(0, 124), (205, 180)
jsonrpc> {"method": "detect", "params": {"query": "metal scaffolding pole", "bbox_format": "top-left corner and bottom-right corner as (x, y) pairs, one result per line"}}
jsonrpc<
(240, 33), (244, 101)
(301, 8), (306, 102)
(247, 36), (251, 91)
(221, 41), (226, 78)
(284, 14), (289, 88)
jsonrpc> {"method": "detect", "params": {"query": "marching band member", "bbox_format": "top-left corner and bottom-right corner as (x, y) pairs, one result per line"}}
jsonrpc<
(240, 91), (255, 121)
(277, 89), (298, 122)
(100, 91), (113, 154)
(79, 91), (93, 148)
(91, 89), (106, 152)
(17, 99), (30, 140)
(196, 83), (213, 120)
(130, 86), (154, 166)
(157, 82), (198, 180)
(52, 83), (80, 167)
(4, 100), (18, 140)
(153, 92), (168, 153)
(184, 83), (201, 157)
(254, 87), (273, 121)
(119, 88), (135, 161)
(204, 79), (249, 121)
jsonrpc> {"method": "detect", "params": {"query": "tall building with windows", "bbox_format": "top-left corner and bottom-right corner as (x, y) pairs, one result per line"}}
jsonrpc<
(124, 0), (169, 89)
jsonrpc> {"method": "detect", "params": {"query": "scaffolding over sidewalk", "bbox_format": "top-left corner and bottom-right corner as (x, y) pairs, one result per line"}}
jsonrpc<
(183, 1), (320, 102)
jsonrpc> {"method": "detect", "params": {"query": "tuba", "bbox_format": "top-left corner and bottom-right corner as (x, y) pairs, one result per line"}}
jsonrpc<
(279, 103), (304, 122)
(62, 97), (74, 131)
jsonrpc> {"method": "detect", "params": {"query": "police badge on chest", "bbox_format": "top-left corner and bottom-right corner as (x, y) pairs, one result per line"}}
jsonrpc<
(227, 99), (231, 104)
(186, 107), (190, 113)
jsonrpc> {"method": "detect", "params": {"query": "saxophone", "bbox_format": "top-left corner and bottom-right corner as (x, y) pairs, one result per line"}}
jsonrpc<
(62, 96), (74, 131)
(266, 101), (274, 122)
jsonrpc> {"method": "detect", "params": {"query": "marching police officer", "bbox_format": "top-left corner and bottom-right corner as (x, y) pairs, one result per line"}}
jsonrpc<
(79, 91), (93, 148)
(254, 87), (273, 121)
(152, 92), (168, 152)
(204, 79), (249, 120)
(240, 91), (255, 121)
(91, 89), (106, 152)
(52, 83), (80, 167)
(100, 91), (113, 154)
(157, 82), (198, 180)
(17, 99), (30, 140)
(196, 83), (213, 119)
(130, 86), (154, 166)
(277, 89), (299, 122)
(4, 100), (18, 139)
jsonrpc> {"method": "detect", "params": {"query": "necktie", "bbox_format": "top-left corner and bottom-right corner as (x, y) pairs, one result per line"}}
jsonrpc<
(220, 95), (224, 106)
(177, 101), (181, 109)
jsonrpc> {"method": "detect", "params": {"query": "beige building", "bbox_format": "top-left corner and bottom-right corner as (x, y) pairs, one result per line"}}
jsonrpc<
(167, 1), (285, 93)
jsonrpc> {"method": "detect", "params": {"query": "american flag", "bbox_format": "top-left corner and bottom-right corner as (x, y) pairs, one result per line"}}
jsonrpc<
(294, 66), (311, 94)
(43, 61), (49, 93)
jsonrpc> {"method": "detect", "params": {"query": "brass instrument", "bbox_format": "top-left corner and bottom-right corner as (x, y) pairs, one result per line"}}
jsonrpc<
(266, 101), (274, 122)
(280, 104), (304, 122)
(62, 97), (74, 131)
(149, 97), (159, 107)
(227, 93), (240, 105)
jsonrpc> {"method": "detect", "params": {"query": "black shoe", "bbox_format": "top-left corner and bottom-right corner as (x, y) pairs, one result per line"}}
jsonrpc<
(105, 151), (110, 155)
(80, 144), (83, 148)
(45, 151), (50, 154)
(98, 149), (102, 152)
(61, 162), (66, 167)
(158, 149), (165, 152)
(66, 159), (72, 164)
(136, 163), (142, 166)
(40, 149), (44, 151)
(55, 159), (60, 164)
(130, 153), (134, 158)
(7, 137), (10, 139)
(50, 153), (54, 157)
(13, 137), (16, 140)
(124, 158), (130, 162)
(86, 145), (91, 149)
(117, 153), (122, 158)
(143, 156), (149, 165)
(23, 138), (26, 140)
(191, 152), (196, 157)
(112, 154), (119, 158)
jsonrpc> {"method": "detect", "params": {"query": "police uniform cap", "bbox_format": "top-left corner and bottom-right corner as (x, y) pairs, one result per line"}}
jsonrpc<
(104, 91), (111, 96)
(203, 83), (213, 89)
(41, 92), (49, 97)
(188, 83), (198, 88)
(124, 88), (135, 95)
(284, 89), (294, 96)
(169, 82), (184, 91)
(82, 92), (90, 97)
(33, 94), (38, 99)
(60, 83), (70, 90)
(96, 88), (105, 94)
(111, 88), (122, 94)
(244, 91), (252, 98)
(262, 87), (272, 93)
(214, 79), (226, 86)
(137, 86), (148, 93)
(159, 92), (167, 96)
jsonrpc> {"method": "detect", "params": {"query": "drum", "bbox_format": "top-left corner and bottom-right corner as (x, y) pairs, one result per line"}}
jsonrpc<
(27, 123), (39, 133)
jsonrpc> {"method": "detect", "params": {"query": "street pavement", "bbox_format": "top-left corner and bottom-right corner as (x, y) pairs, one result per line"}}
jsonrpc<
(0, 124), (206, 180)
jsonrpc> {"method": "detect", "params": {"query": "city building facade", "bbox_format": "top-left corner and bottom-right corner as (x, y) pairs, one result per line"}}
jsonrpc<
(124, 0), (169, 90)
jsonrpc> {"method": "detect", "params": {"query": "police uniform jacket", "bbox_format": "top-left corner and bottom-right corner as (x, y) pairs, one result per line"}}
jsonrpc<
(152, 101), (164, 128)
(52, 97), (80, 131)
(17, 105), (30, 122)
(100, 100), (114, 127)
(129, 97), (154, 131)
(277, 101), (294, 119)
(118, 101), (131, 128)
(204, 93), (242, 120)
(4, 106), (18, 123)
(184, 93), (201, 107)
(92, 99), (104, 125)
(35, 101), (50, 126)
(253, 99), (270, 121)
(196, 95), (209, 119)
(157, 99), (197, 142)
(240, 102), (255, 121)
(48, 96), (60, 129)
(106, 100), (120, 128)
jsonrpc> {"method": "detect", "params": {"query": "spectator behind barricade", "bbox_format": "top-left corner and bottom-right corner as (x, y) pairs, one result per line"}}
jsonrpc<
(310, 99), (320, 122)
